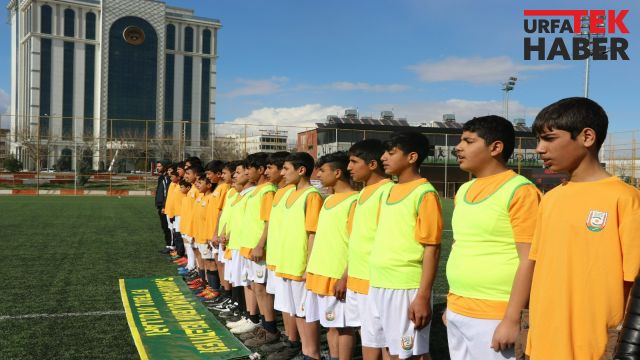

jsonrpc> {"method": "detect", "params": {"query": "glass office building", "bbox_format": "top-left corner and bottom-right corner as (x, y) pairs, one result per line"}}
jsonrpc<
(8, 0), (220, 169)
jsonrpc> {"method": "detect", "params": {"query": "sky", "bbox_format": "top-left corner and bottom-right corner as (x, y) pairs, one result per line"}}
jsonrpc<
(1, 0), (638, 133)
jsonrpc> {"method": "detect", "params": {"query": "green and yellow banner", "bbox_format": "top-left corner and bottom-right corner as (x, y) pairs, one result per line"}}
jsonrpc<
(119, 277), (251, 359)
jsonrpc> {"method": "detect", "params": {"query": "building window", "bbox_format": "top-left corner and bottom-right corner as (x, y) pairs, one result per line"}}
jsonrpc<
(41, 5), (52, 34)
(202, 29), (211, 54)
(184, 27), (193, 52)
(39, 38), (52, 137)
(166, 24), (175, 50)
(200, 58), (210, 141)
(84, 44), (95, 139)
(107, 16), (158, 138)
(64, 9), (75, 37)
(164, 54), (174, 137)
(183, 56), (193, 141)
(86, 12), (96, 40)
(62, 42), (74, 140)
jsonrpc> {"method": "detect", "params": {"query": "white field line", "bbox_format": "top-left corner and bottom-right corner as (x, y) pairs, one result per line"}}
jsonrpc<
(0, 310), (125, 321)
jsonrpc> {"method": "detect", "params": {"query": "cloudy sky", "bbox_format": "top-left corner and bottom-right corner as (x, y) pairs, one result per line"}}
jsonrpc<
(0, 0), (637, 132)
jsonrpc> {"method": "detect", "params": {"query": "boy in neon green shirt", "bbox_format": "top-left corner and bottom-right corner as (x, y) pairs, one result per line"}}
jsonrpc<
(445, 116), (540, 360)
(368, 132), (442, 360)
(305, 152), (358, 360)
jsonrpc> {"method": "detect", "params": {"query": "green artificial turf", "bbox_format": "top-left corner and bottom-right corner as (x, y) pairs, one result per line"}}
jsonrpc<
(0, 196), (454, 359)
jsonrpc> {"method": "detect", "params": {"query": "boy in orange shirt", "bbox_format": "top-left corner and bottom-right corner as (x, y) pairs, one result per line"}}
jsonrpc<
(526, 97), (640, 359)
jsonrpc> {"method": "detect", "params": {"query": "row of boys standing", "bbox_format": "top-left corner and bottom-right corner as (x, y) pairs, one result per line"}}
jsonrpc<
(159, 96), (640, 360)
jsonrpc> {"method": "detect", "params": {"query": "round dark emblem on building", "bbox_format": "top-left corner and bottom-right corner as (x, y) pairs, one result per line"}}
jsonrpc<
(123, 26), (145, 45)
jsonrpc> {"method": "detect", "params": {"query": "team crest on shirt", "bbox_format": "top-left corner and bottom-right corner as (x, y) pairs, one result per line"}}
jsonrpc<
(325, 310), (336, 322)
(400, 335), (414, 350)
(586, 210), (608, 232)
(256, 270), (264, 278)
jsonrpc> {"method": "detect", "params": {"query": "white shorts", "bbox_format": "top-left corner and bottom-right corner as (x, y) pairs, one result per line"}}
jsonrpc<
(174, 216), (181, 233)
(196, 243), (216, 260)
(274, 278), (307, 317)
(244, 259), (268, 284)
(305, 291), (348, 328)
(345, 290), (365, 327)
(217, 244), (226, 263)
(182, 235), (193, 245)
(446, 309), (515, 360)
(223, 254), (233, 282)
(266, 269), (280, 295)
(229, 250), (248, 287)
(166, 215), (173, 231)
(367, 287), (432, 359)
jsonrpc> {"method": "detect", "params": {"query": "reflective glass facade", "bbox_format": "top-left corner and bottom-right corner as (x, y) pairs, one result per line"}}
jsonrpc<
(182, 56), (192, 141)
(62, 41), (74, 139)
(84, 44), (95, 139)
(64, 9), (75, 37)
(200, 58), (210, 141)
(86, 12), (96, 40)
(164, 54), (174, 137)
(166, 24), (175, 50)
(202, 29), (211, 54)
(184, 27), (193, 52)
(107, 17), (158, 138)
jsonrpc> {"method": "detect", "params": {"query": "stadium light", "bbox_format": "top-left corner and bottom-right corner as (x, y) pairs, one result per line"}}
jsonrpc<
(579, 15), (606, 98)
(501, 76), (517, 120)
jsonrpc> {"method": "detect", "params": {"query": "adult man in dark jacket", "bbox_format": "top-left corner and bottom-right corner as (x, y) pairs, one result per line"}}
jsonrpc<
(155, 160), (172, 253)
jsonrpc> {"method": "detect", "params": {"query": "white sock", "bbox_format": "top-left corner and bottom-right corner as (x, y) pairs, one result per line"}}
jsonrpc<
(185, 245), (196, 270)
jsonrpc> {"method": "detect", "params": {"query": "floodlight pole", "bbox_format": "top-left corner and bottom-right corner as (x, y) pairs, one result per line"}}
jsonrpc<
(580, 14), (605, 98)
(501, 76), (517, 121)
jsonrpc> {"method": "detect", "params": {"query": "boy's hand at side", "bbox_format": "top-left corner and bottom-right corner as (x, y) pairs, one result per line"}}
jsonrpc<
(491, 317), (519, 351)
(408, 293), (432, 330)
(334, 272), (348, 301)
(251, 246), (264, 262)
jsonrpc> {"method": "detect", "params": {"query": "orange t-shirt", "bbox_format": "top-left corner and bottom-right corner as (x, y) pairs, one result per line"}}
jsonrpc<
(526, 177), (640, 359)
(447, 170), (542, 319)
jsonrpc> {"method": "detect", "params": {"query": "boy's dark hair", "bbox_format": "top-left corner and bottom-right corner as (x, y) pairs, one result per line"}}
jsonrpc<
(234, 160), (248, 170)
(205, 160), (225, 173)
(167, 163), (177, 173)
(384, 131), (430, 166)
(186, 156), (202, 166)
(349, 139), (385, 173)
(267, 151), (290, 169)
(176, 161), (185, 170)
(316, 151), (350, 181)
(462, 115), (515, 162)
(196, 174), (212, 186)
(285, 152), (315, 178)
(532, 97), (608, 151)
(179, 179), (191, 188)
(246, 152), (269, 169)
(186, 164), (204, 177)
(223, 161), (237, 172)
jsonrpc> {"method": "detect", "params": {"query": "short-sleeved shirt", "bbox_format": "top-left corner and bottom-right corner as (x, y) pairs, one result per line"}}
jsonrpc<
(526, 176), (640, 359)
(448, 170), (541, 319)
(285, 187), (323, 233)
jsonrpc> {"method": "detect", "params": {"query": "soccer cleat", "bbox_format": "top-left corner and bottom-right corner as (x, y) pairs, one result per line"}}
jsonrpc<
(265, 340), (302, 360)
(200, 290), (221, 301)
(226, 315), (248, 328)
(239, 326), (265, 341)
(173, 257), (187, 264)
(230, 319), (259, 334)
(160, 248), (171, 254)
(188, 280), (204, 288)
(186, 277), (202, 285)
(244, 329), (280, 347)
(196, 287), (214, 297)
(210, 298), (233, 312)
(169, 250), (178, 256)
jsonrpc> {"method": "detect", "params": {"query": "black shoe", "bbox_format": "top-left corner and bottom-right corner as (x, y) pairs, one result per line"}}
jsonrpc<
(218, 310), (241, 319)
(160, 248), (171, 254)
(266, 340), (301, 360)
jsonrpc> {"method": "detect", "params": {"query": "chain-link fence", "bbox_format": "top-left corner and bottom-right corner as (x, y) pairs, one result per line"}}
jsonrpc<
(1, 114), (635, 195)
